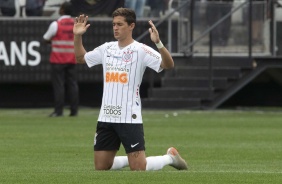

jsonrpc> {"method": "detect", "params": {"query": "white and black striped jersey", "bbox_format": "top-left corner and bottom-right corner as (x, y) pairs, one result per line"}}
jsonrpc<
(84, 40), (162, 123)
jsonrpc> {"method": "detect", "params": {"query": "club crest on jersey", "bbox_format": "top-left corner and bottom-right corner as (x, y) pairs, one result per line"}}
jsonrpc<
(122, 50), (133, 62)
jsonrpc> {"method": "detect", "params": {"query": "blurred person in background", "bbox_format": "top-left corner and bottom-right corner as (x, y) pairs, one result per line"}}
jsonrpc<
(0, 0), (16, 16)
(43, 1), (79, 117)
(206, 0), (234, 46)
(146, 0), (169, 17)
(250, 0), (267, 45)
(25, 0), (46, 16)
(243, 0), (268, 45)
(124, 0), (146, 18)
(70, 0), (124, 17)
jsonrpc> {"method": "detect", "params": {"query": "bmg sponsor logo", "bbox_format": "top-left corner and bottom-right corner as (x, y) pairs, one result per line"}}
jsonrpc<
(105, 71), (128, 84)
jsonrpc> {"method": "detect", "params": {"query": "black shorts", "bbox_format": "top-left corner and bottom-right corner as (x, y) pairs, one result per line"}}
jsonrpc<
(94, 121), (145, 154)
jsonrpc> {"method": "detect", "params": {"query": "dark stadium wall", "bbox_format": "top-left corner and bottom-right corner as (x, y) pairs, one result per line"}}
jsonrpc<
(0, 18), (164, 108)
(1, 19), (282, 108)
(0, 18), (167, 83)
(0, 82), (159, 108)
(221, 68), (282, 108)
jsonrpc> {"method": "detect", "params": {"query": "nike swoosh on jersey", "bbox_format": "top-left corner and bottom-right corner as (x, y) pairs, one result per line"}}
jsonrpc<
(131, 143), (139, 148)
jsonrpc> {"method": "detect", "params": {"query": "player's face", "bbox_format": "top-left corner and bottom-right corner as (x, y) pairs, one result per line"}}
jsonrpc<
(112, 16), (134, 41)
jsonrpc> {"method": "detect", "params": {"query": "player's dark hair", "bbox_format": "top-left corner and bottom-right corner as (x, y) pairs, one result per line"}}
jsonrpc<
(112, 8), (136, 25)
(61, 2), (73, 16)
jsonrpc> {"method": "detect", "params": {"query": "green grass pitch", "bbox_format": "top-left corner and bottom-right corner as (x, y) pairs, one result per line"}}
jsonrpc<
(0, 108), (282, 183)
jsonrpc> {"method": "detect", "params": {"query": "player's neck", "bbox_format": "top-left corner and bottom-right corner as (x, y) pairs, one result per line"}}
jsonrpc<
(118, 38), (134, 48)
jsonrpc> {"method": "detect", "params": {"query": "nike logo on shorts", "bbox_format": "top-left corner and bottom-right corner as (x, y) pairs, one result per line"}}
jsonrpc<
(131, 142), (139, 148)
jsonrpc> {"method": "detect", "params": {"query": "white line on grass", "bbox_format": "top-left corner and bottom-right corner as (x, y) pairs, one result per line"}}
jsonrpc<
(100, 170), (282, 174)
(3, 170), (282, 174)
(188, 170), (282, 174)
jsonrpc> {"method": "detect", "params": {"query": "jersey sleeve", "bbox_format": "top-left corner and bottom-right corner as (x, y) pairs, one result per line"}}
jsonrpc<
(141, 44), (163, 73)
(84, 43), (107, 68)
(43, 21), (57, 40)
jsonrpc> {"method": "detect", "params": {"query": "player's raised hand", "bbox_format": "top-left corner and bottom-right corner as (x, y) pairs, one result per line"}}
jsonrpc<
(73, 14), (90, 36)
(148, 20), (160, 44)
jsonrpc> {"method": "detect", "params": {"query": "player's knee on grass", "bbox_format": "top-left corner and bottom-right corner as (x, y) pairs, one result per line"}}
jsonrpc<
(94, 150), (116, 170)
(94, 162), (113, 170)
(128, 151), (147, 171)
(129, 161), (146, 171)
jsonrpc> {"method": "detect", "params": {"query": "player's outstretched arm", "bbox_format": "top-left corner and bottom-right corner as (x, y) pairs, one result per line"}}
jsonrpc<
(73, 14), (90, 64)
(148, 20), (174, 69)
